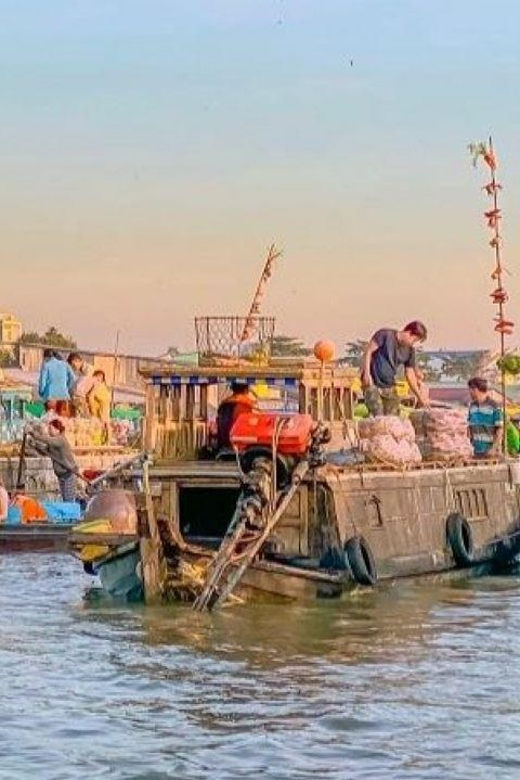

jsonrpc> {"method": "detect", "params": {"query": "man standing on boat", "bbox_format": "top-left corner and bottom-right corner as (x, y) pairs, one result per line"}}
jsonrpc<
(361, 321), (429, 416)
(26, 419), (79, 502)
(38, 349), (76, 417)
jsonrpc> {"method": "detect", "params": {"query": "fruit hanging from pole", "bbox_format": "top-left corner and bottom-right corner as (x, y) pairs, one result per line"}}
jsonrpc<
(469, 137), (511, 453)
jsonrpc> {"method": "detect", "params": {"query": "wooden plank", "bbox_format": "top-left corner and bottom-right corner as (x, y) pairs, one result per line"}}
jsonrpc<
(68, 532), (140, 547)
(139, 462), (167, 602)
(139, 363), (356, 383)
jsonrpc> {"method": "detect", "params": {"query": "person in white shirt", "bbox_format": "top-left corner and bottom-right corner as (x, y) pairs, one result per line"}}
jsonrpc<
(67, 352), (95, 417)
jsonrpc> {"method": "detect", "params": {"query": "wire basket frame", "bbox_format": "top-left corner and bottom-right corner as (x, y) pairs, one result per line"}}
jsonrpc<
(195, 316), (276, 366)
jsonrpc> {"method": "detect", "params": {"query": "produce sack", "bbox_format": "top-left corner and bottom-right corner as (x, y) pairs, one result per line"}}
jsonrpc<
(410, 409), (473, 462)
(358, 416), (422, 467)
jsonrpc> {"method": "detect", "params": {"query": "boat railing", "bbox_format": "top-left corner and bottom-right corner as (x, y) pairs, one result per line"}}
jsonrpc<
(152, 419), (208, 461)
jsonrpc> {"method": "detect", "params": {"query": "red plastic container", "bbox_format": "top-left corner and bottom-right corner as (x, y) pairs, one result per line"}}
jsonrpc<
(230, 413), (314, 456)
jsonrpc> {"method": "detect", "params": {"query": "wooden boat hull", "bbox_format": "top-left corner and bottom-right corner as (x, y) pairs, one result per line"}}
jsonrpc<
(93, 543), (143, 600)
(68, 460), (520, 603)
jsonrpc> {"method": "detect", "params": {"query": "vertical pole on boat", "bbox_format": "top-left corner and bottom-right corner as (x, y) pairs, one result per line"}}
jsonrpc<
(470, 137), (511, 456)
(111, 330), (120, 415)
(16, 431), (27, 490)
(318, 361), (324, 422)
(138, 458), (166, 601)
(487, 137), (508, 456)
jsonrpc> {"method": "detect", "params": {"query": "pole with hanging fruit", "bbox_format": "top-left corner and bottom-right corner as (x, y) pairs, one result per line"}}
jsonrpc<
(469, 137), (511, 456)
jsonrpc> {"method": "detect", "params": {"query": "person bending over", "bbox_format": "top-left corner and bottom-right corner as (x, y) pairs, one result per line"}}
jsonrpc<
(361, 321), (428, 416)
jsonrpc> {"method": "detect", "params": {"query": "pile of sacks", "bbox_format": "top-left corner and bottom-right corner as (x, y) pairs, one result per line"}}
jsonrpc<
(410, 409), (473, 462)
(358, 416), (422, 467)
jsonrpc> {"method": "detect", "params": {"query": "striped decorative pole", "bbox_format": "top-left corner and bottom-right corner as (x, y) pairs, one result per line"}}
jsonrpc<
(240, 244), (282, 343)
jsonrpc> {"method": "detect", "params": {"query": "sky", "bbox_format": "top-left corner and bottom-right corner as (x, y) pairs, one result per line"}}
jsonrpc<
(2, 0), (520, 356)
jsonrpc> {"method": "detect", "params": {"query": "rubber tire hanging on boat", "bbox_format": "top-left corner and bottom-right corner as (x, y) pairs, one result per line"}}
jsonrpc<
(446, 513), (474, 567)
(344, 536), (378, 586)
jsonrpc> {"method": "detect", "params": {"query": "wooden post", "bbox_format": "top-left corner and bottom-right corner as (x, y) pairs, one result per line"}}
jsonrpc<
(16, 432), (27, 489)
(138, 459), (166, 602)
(110, 330), (120, 416)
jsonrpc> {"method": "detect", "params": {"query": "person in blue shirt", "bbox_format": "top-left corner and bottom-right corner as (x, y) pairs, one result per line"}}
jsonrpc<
(38, 349), (76, 416)
(467, 377), (503, 458)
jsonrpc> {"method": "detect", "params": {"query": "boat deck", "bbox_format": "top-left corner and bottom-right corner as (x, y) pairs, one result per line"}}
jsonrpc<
(0, 524), (76, 553)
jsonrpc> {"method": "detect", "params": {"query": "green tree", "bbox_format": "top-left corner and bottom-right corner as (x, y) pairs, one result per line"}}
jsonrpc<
(343, 340), (368, 365)
(416, 353), (442, 382)
(19, 326), (77, 349)
(442, 352), (487, 381)
(18, 331), (41, 345)
(271, 335), (311, 357)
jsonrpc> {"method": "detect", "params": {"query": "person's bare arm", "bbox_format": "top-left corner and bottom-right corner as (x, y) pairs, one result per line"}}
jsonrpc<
(26, 427), (51, 454)
(405, 367), (429, 408)
(0, 490), (8, 521)
(490, 422), (504, 456)
(361, 340), (378, 387)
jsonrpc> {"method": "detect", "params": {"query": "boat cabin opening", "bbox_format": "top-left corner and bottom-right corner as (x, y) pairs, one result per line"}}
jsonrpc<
(179, 483), (240, 542)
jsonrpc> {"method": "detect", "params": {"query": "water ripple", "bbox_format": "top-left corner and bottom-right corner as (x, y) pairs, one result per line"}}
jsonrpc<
(1, 556), (520, 779)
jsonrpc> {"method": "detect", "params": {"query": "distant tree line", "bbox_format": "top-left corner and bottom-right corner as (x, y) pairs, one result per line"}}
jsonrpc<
(18, 326), (77, 350)
(0, 326), (78, 367)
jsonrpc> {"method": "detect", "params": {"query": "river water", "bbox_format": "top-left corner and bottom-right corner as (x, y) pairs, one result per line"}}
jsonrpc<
(1, 555), (519, 780)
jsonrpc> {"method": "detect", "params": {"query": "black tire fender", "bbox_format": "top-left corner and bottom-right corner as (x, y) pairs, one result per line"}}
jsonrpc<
(446, 513), (474, 566)
(344, 536), (378, 586)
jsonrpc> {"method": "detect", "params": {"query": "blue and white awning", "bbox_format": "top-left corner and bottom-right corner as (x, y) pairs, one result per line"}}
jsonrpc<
(150, 375), (298, 388)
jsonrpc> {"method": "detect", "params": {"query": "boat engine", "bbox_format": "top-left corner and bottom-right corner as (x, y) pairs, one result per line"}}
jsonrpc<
(230, 412), (331, 531)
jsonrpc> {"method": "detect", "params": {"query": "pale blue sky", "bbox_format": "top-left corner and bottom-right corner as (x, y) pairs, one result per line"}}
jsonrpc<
(1, 0), (520, 354)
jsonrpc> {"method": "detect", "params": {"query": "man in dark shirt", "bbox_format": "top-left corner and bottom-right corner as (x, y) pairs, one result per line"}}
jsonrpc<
(361, 321), (428, 416)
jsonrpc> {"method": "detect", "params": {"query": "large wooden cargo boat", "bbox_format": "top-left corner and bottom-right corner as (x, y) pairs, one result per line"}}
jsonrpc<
(69, 354), (520, 607)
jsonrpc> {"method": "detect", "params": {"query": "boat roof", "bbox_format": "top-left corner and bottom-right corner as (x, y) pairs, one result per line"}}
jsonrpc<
(141, 360), (357, 387)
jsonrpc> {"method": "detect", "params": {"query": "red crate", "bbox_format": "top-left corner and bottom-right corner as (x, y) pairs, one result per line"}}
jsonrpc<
(230, 413), (313, 457)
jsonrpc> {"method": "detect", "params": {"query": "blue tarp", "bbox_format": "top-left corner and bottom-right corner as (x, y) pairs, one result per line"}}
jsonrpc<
(42, 502), (82, 523)
(6, 502), (81, 525)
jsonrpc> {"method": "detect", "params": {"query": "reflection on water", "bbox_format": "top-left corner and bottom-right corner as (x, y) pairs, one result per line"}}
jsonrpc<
(1, 555), (520, 779)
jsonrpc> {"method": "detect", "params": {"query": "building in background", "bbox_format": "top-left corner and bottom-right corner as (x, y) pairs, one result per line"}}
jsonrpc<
(0, 313), (22, 347)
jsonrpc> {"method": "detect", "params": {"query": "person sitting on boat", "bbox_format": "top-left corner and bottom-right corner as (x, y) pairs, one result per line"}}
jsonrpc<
(26, 419), (79, 502)
(361, 321), (429, 416)
(467, 377), (503, 459)
(216, 380), (257, 451)
(38, 349), (76, 418)
(10, 492), (47, 524)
